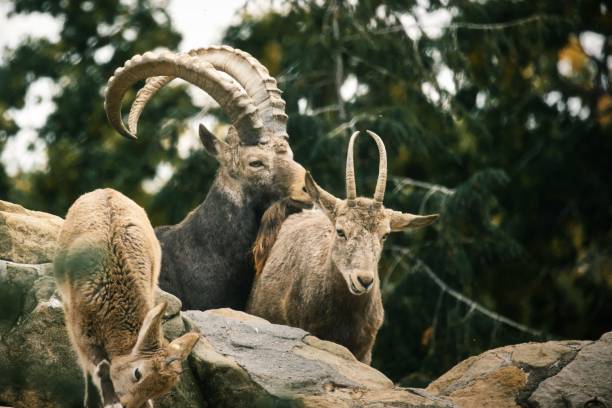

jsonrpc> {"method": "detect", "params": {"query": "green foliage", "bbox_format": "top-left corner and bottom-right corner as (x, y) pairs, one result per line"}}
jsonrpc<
(1, 0), (610, 386)
(219, 0), (611, 383)
(0, 0), (198, 218)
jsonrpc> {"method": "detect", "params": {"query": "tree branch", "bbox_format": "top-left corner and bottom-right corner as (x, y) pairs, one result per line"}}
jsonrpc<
(391, 176), (455, 196)
(332, 2), (348, 124)
(388, 246), (546, 338)
(346, 14), (569, 40)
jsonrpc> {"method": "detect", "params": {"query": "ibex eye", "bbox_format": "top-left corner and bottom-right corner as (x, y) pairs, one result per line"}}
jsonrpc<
(249, 160), (264, 168)
(382, 233), (389, 241)
(133, 367), (142, 382)
(336, 229), (346, 239)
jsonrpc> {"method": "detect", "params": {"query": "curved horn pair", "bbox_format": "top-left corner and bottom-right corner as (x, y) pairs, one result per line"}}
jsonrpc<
(345, 130), (387, 206)
(105, 46), (288, 144)
(128, 46), (288, 140)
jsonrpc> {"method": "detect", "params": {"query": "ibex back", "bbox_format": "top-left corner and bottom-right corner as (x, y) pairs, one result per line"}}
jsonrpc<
(54, 189), (199, 408)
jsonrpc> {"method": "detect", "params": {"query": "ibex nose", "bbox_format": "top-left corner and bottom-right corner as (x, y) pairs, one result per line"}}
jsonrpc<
(357, 273), (374, 290)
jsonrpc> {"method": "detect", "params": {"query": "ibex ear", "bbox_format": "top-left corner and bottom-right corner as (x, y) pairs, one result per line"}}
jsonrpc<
(305, 174), (339, 220)
(387, 210), (439, 231)
(199, 123), (229, 158)
(165, 332), (200, 366)
(133, 302), (166, 355)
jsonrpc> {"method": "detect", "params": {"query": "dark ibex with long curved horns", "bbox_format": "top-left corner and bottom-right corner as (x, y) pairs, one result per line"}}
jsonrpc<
(248, 130), (438, 364)
(105, 46), (312, 311)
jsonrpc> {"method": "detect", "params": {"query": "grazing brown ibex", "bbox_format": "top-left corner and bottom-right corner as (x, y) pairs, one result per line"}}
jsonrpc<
(248, 131), (438, 364)
(54, 189), (199, 408)
(105, 46), (312, 311)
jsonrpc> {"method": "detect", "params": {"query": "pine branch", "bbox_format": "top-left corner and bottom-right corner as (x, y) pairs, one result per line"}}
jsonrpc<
(390, 176), (454, 214)
(448, 14), (565, 31)
(327, 112), (378, 138)
(331, 2), (349, 129)
(349, 13), (570, 39)
(310, 105), (341, 116)
(391, 176), (455, 196)
(387, 246), (547, 338)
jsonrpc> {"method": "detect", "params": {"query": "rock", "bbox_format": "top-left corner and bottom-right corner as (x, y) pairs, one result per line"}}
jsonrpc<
(0, 260), (55, 331)
(0, 260), (82, 408)
(155, 288), (187, 341)
(0, 200), (64, 264)
(184, 309), (446, 407)
(528, 332), (612, 407)
(425, 337), (611, 407)
(1, 259), (610, 407)
(156, 288), (183, 318)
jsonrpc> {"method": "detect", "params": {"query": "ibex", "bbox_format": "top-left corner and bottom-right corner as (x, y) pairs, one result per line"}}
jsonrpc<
(105, 46), (312, 311)
(54, 188), (200, 408)
(247, 131), (438, 364)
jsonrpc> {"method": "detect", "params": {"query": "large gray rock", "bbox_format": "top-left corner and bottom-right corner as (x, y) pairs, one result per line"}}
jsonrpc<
(184, 309), (445, 407)
(183, 310), (612, 407)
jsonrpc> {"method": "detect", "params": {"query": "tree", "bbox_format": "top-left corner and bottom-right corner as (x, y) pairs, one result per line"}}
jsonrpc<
(219, 0), (611, 384)
(0, 0), (199, 221)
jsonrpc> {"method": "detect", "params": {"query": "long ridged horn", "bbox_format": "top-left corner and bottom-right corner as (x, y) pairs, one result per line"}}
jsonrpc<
(345, 131), (360, 206)
(127, 46), (287, 140)
(104, 50), (263, 143)
(365, 130), (387, 204)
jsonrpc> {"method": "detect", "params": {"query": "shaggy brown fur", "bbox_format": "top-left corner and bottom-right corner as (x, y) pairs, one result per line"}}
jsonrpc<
(54, 189), (199, 408)
(253, 197), (313, 275)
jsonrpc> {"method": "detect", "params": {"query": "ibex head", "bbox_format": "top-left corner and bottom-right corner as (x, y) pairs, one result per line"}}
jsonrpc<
(306, 131), (438, 296)
(197, 123), (310, 207)
(104, 46), (311, 207)
(109, 303), (199, 408)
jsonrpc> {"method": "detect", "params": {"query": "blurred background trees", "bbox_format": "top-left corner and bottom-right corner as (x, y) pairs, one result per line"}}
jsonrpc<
(0, 0), (202, 217)
(0, 0), (610, 386)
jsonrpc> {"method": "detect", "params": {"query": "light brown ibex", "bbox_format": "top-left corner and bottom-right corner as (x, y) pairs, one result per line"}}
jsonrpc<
(54, 188), (199, 408)
(248, 131), (438, 364)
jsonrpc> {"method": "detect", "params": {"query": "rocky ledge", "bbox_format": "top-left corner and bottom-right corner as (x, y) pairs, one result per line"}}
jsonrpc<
(1, 200), (610, 407)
